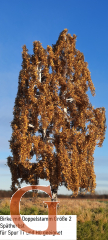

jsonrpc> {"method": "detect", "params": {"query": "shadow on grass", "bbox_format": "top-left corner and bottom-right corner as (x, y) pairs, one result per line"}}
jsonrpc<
(0, 206), (48, 215)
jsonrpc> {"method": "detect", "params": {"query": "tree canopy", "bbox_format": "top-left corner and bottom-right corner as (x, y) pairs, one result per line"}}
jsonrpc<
(7, 29), (106, 198)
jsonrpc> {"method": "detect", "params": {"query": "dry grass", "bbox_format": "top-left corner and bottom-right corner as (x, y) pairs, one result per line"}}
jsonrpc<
(1, 197), (108, 239)
(0, 197), (107, 223)
(0, 198), (10, 208)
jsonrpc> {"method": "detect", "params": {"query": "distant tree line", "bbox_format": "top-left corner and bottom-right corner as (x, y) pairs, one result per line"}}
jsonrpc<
(0, 190), (108, 199)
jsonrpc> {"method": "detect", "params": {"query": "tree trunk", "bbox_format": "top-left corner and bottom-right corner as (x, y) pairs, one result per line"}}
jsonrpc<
(44, 188), (59, 209)
(51, 188), (58, 202)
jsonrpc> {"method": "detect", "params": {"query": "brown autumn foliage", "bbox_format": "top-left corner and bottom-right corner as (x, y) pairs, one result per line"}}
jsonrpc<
(6, 29), (106, 199)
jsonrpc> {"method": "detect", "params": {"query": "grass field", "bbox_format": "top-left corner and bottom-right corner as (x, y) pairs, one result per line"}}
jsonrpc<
(0, 197), (108, 239)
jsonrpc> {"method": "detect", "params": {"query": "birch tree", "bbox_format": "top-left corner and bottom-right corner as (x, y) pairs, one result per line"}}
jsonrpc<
(7, 29), (106, 202)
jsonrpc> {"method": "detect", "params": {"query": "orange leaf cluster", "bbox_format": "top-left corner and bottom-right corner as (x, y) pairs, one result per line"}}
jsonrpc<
(7, 29), (106, 198)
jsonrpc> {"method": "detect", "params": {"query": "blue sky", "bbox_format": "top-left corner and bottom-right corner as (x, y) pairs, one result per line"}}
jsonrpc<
(0, 0), (108, 195)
